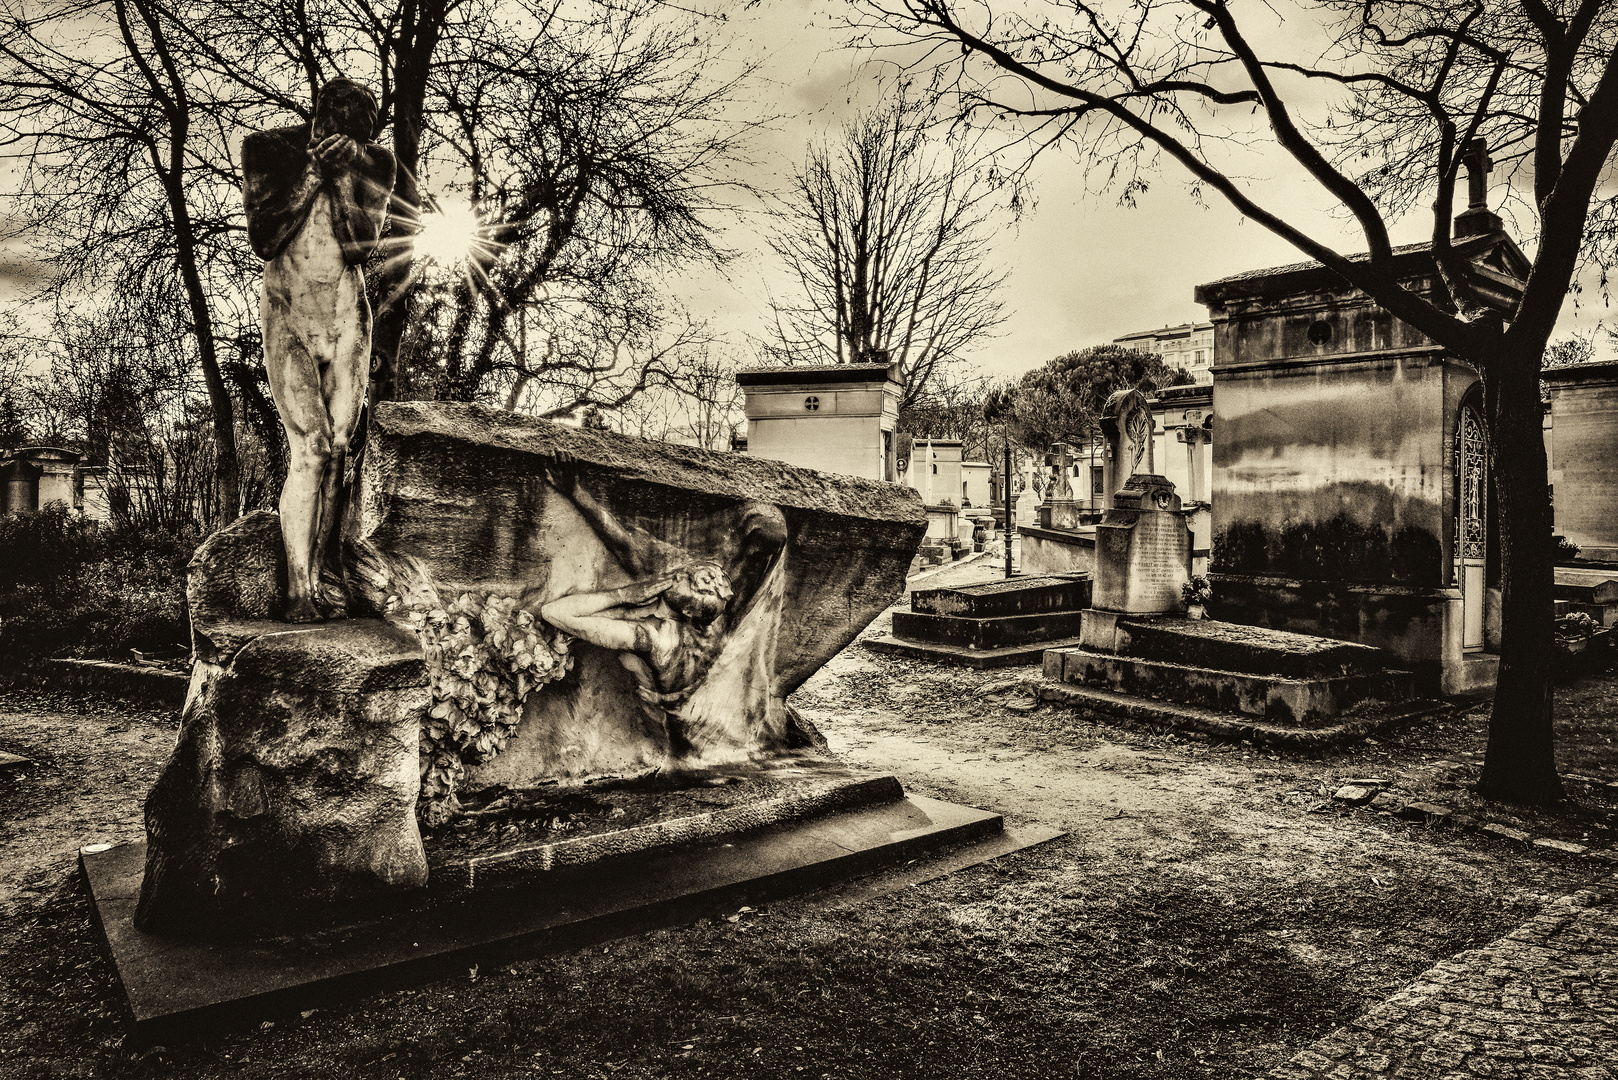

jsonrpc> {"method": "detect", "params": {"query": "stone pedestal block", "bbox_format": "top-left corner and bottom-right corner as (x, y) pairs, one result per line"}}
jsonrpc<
(1090, 474), (1191, 615)
(137, 612), (429, 937)
(1038, 500), (1092, 531)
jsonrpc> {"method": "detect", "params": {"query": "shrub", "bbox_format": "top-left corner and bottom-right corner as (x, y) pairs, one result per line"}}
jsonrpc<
(0, 505), (196, 663)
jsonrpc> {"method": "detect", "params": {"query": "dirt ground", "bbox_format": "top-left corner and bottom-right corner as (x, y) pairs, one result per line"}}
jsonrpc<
(0, 557), (1612, 1079)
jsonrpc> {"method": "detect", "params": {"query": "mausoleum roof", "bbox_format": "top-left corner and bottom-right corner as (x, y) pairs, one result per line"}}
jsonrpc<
(735, 362), (901, 387)
(0, 445), (82, 465)
(1194, 231), (1529, 306)
(1543, 360), (1618, 384)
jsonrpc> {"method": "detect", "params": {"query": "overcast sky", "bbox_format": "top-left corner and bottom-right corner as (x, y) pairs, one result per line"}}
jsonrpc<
(2, 0), (1611, 381)
(679, 0), (1614, 381)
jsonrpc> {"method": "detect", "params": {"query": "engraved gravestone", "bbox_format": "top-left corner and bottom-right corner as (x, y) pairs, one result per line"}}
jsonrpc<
(1089, 473), (1191, 615)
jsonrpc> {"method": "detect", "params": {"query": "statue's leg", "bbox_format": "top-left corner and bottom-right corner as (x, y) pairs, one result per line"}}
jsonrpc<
(312, 274), (372, 617)
(263, 293), (334, 625)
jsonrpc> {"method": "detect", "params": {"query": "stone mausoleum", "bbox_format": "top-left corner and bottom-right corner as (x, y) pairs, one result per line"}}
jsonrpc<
(1195, 229), (1529, 697)
(736, 362), (902, 482)
(1544, 361), (1618, 563)
(1, 445), (106, 519)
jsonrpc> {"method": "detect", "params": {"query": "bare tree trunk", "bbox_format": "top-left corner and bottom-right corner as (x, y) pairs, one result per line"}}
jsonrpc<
(1479, 337), (1563, 802)
(171, 193), (240, 522)
(369, 0), (447, 403)
(114, 0), (239, 520)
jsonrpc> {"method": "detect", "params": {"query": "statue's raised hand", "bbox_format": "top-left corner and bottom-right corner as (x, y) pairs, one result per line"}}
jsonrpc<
(311, 134), (359, 174)
(541, 449), (580, 495)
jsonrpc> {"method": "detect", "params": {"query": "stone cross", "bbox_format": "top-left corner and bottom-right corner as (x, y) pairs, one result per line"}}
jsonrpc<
(1462, 137), (1491, 210)
(1046, 442), (1075, 501)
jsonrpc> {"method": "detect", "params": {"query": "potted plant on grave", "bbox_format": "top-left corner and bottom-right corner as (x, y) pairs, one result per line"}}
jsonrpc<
(1181, 575), (1213, 620)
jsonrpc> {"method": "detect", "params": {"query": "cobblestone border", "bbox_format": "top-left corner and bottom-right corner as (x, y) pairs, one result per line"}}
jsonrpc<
(1270, 878), (1618, 1078)
(1327, 782), (1618, 866)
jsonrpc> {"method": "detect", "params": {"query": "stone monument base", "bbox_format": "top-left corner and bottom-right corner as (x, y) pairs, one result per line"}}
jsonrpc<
(1019, 524), (1095, 577)
(83, 777), (1060, 1043)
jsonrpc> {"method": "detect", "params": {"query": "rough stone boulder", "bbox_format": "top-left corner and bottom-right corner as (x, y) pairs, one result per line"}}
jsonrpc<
(137, 521), (429, 934)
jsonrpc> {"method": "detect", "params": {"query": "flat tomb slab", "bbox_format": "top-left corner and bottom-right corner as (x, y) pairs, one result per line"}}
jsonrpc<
(862, 635), (1084, 669)
(1554, 568), (1618, 605)
(891, 610), (1086, 650)
(427, 762), (903, 888)
(911, 575), (1091, 618)
(1108, 616), (1393, 678)
(85, 793), (1031, 1043)
(1044, 647), (1418, 726)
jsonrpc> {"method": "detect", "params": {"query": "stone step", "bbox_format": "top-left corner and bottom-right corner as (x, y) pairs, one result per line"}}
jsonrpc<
(911, 574), (1091, 618)
(1034, 680), (1451, 749)
(861, 634), (1084, 670)
(84, 792), (1043, 1043)
(892, 609), (1087, 651)
(1044, 647), (1419, 726)
(1105, 616), (1393, 679)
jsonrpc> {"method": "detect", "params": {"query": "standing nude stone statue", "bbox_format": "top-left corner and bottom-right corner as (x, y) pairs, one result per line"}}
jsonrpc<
(242, 78), (396, 622)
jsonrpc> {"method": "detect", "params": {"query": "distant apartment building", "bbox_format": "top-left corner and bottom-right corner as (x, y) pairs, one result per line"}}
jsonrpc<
(1114, 321), (1215, 386)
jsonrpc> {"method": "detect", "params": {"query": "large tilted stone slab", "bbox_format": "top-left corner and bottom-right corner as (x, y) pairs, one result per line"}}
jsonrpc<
(137, 613), (429, 937)
(354, 401), (925, 787)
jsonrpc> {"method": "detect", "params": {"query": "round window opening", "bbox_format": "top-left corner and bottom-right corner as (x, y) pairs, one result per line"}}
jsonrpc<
(804, 395), (820, 411)
(1308, 320), (1333, 345)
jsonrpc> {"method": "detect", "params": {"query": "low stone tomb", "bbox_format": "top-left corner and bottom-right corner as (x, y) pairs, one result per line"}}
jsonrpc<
(1043, 616), (1450, 744)
(1554, 567), (1618, 627)
(864, 574), (1091, 668)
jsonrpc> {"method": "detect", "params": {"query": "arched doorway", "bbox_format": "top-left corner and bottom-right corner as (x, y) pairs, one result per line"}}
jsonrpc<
(1455, 402), (1489, 651)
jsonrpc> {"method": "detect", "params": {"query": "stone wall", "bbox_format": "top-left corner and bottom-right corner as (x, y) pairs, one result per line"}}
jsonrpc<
(1546, 362), (1618, 561)
(1211, 352), (1468, 588)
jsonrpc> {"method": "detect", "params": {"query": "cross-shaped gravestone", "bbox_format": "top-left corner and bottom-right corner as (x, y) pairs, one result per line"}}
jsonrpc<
(1462, 137), (1491, 210)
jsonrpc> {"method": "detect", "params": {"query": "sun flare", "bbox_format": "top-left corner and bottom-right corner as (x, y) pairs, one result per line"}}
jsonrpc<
(416, 197), (481, 266)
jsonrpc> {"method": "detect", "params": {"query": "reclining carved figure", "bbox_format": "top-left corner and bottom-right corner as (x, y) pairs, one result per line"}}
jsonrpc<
(532, 460), (789, 769)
